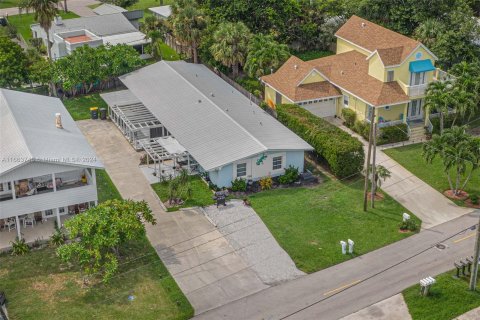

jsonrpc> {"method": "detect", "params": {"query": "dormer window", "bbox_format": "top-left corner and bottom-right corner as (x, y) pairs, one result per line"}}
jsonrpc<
(387, 70), (394, 82)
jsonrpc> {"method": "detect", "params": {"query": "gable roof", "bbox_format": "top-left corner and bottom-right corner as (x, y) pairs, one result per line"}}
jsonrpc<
(335, 15), (420, 66)
(120, 61), (312, 171)
(0, 89), (103, 176)
(261, 56), (341, 102)
(32, 13), (137, 38)
(148, 5), (172, 18)
(93, 3), (127, 15)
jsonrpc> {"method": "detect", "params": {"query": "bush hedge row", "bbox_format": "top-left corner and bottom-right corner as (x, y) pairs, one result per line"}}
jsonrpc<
(277, 104), (364, 178)
(349, 120), (408, 145)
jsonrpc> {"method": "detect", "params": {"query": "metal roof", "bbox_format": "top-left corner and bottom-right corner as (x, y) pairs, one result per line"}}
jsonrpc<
(93, 3), (127, 15)
(102, 31), (150, 46)
(120, 61), (312, 171)
(0, 89), (103, 176)
(32, 13), (137, 38)
(148, 5), (171, 18)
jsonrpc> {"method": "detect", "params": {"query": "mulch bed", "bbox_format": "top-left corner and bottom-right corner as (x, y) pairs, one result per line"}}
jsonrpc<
(443, 190), (469, 201)
(367, 192), (385, 201)
(465, 199), (480, 209)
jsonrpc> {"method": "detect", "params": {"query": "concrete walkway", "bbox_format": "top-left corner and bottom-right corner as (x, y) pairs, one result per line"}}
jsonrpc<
(1, 0), (99, 17)
(77, 120), (269, 315)
(327, 118), (473, 229)
(340, 294), (411, 320)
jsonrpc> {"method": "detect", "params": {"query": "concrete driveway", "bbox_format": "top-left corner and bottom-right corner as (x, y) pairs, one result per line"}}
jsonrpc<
(77, 119), (268, 315)
(1, 0), (99, 17)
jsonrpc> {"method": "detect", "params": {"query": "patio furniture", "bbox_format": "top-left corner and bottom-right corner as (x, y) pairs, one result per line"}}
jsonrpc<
(79, 203), (87, 213)
(24, 217), (35, 228)
(0, 219), (5, 231)
(34, 212), (43, 223)
(5, 219), (16, 232)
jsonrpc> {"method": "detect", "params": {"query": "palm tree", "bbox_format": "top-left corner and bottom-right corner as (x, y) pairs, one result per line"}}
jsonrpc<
(451, 87), (477, 126)
(413, 19), (443, 48)
(20, 0), (58, 61)
(210, 22), (251, 78)
(169, 0), (206, 64)
(244, 34), (290, 78)
(422, 126), (480, 195)
(424, 80), (455, 134)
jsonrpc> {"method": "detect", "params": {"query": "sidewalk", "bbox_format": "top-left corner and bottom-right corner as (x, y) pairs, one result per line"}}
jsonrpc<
(328, 117), (473, 229)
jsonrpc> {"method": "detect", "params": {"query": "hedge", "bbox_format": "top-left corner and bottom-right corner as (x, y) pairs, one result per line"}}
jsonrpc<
(378, 123), (409, 145)
(277, 104), (364, 178)
(341, 108), (356, 128)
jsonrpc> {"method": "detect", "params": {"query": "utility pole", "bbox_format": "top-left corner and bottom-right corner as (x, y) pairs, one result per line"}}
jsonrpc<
(470, 215), (480, 290)
(363, 107), (375, 212)
(371, 122), (377, 208)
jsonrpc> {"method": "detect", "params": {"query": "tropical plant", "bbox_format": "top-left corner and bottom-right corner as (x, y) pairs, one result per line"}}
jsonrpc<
(169, 0), (207, 64)
(424, 80), (455, 135)
(11, 237), (30, 256)
(50, 226), (66, 246)
(259, 176), (273, 190)
(244, 34), (290, 77)
(341, 108), (356, 128)
(278, 166), (299, 185)
(57, 199), (155, 283)
(399, 219), (418, 232)
(370, 164), (391, 195)
(231, 178), (247, 192)
(210, 21), (251, 78)
(422, 126), (480, 196)
(450, 87), (477, 126)
(20, 0), (58, 60)
(0, 37), (29, 88)
(167, 169), (192, 205)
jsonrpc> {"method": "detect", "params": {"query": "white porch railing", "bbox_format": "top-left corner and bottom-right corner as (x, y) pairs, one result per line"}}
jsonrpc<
(407, 84), (428, 97)
(434, 68), (454, 82)
(377, 120), (404, 128)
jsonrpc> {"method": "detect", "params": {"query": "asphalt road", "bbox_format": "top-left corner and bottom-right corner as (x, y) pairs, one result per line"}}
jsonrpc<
(195, 209), (480, 320)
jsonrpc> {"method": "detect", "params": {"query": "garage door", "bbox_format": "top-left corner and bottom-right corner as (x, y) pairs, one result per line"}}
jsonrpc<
(300, 99), (337, 118)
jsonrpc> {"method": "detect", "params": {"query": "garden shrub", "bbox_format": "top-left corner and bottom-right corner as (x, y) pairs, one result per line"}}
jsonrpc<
(277, 104), (364, 178)
(10, 237), (30, 256)
(341, 108), (356, 128)
(399, 219), (418, 232)
(378, 124), (409, 145)
(430, 114), (456, 135)
(278, 165), (299, 184)
(259, 176), (273, 190)
(470, 193), (479, 205)
(231, 178), (247, 192)
(353, 120), (370, 140)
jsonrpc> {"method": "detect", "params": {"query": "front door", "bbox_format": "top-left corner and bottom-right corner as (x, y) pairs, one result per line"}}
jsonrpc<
(408, 99), (423, 120)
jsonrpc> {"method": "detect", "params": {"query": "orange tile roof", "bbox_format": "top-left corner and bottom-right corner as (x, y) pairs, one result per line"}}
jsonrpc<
(261, 56), (341, 101)
(335, 15), (420, 66)
(262, 51), (410, 107)
(65, 35), (92, 43)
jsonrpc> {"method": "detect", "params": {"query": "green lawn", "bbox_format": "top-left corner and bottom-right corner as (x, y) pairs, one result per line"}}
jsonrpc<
(0, 0), (22, 9)
(403, 270), (480, 320)
(7, 11), (79, 42)
(384, 144), (480, 199)
(292, 50), (334, 61)
(0, 170), (193, 320)
(248, 177), (421, 273)
(151, 175), (214, 211)
(96, 169), (122, 203)
(158, 41), (180, 61)
(63, 93), (109, 121)
(127, 0), (174, 11)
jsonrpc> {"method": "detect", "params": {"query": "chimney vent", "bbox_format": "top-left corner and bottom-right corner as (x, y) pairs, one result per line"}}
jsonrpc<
(361, 22), (366, 28)
(55, 113), (63, 129)
(294, 64), (298, 70)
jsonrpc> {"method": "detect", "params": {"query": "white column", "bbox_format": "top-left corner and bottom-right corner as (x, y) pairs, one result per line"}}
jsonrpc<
(52, 173), (57, 191)
(91, 168), (96, 186)
(11, 180), (16, 199)
(15, 215), (21, 239)
(56, 208), (61, 228)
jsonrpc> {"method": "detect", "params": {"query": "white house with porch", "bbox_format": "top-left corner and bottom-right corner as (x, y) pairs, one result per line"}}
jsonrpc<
(0, 89), (103, 245)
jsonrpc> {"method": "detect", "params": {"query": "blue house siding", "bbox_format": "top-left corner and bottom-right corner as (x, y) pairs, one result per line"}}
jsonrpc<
(208, 163), (233, 188)
(286, 151), (305, 172)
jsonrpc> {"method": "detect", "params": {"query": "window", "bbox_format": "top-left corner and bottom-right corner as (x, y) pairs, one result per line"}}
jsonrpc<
(343, 95), (349, 107)
(272, 156), (282, 170)
(59, 207), (65, 214)
(0, 184), (3, 192)
(45, 209), (53, 217)
(410, 72), (426, 85)
(384, 106), (391, 110)
(387, 70), (394, 82)
(237, 163), (247, 177)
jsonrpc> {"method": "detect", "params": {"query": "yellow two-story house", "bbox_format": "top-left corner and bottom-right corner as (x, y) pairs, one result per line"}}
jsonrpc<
(261, 15), (447, 137)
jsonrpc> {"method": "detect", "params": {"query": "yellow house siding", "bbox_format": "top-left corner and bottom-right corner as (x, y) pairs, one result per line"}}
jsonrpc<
(281, 95), (292, 104)
(336, 37), (371, 57)
(264, 85), (276, 105)
(394, 46), (436, 88)
(377, 104), (407, 123)
(340, 90), (369, 121)
(368, 53), (385, 81)
(300, 71), (326, 84)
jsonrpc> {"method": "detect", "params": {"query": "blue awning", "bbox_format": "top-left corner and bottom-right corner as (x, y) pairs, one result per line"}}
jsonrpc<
(409, 59), (435, 73)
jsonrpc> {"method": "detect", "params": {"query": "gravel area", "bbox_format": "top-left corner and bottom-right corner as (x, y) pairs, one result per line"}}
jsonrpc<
(203, 200), (305, 285)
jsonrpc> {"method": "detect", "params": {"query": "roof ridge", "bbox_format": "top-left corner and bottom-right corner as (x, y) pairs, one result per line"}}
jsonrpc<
(0, 89), (33, 162)
(162, 61), (268, 152)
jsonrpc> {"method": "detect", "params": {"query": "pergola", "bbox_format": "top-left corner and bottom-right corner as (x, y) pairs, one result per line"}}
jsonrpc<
(108, 102), (168, 150)
(139, 137), (198, 181)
